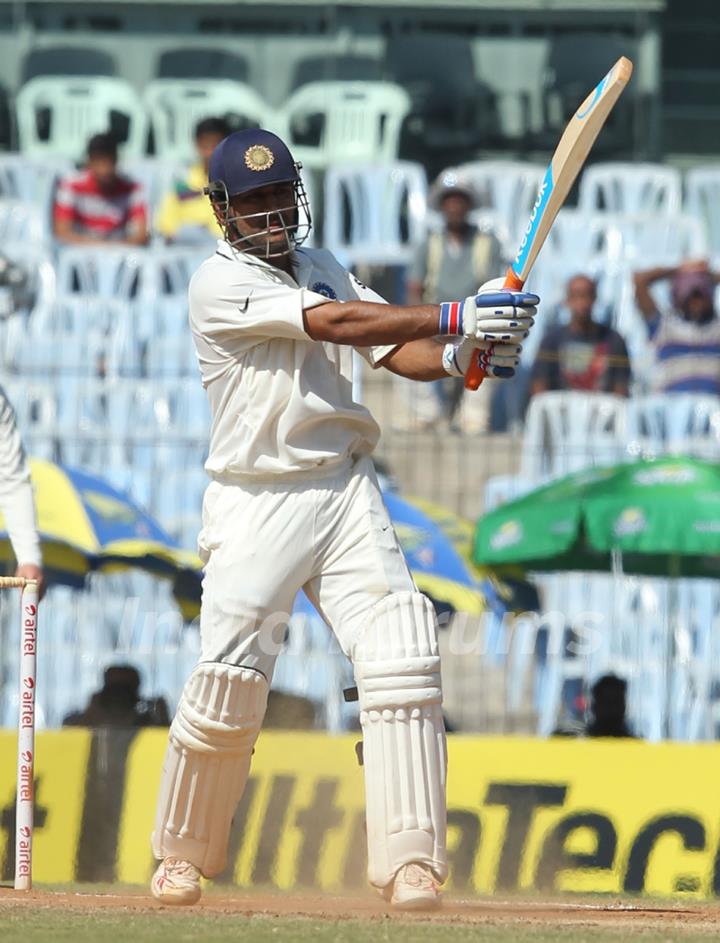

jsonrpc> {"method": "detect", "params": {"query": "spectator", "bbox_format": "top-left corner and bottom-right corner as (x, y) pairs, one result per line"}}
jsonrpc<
(156, 117), (231, 245)
(531, 274), (631, 397)
(634, 260), (720, 394)
(404, 173), (503, 432)
(0, 384), (44, 596)
(53, 132), (148, 246)
(63, 665), (170, 728)
(586, 674), (634, 738)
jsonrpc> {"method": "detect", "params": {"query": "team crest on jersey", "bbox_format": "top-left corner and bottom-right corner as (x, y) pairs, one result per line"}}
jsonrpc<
(244, 144), (275, 172)
(311, 281), (337, 299)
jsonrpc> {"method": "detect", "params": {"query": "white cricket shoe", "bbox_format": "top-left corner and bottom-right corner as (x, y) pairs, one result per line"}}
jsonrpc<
(151, 857), (202, 905)
(385, 862), (442, 911)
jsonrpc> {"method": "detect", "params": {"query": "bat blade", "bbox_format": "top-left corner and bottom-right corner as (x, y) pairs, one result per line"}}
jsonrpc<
(465, 55), (633, 390)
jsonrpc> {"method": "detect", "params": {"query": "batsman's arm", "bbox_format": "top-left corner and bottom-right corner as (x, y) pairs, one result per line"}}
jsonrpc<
(378, 339), (447, 381)
(303, 300), (441, 347)
(304, 290), (534, 349)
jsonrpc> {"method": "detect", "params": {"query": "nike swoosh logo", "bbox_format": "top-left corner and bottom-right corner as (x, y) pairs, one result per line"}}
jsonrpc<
(238, 296), (250, 313)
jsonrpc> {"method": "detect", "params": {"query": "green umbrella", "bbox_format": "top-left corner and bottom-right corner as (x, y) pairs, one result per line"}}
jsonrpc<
(474, 456), (720, 578)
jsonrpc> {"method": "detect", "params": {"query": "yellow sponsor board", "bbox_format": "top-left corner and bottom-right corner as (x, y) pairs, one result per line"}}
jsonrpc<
(117, 732), (720, 898)
(0, 729), (90, 883)
(2, 729), (720, 898)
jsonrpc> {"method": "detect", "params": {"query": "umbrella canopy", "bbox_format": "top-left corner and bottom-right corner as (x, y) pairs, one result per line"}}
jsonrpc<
(382, 489), (485, 613)
(0, 459), (202, 616)
(474, 456), (720, 578)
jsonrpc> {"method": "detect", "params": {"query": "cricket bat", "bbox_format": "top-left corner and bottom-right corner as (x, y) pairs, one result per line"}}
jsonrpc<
(465, 55), (634, 391)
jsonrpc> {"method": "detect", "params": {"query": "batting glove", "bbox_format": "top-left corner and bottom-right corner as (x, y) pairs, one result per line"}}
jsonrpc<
(442, 338), (523, 380)
(438, 276), (538, 342)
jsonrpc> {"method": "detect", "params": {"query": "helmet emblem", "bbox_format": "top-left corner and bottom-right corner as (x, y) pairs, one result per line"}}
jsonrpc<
(244, 144), (275, 172)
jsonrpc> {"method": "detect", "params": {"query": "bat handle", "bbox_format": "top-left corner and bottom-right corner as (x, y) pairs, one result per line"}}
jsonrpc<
(464, 267), (526, 391)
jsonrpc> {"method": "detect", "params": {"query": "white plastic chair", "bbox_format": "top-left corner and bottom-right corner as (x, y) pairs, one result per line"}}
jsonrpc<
(54, 376), (113, 467)
(685, 165), (720, 257)
(281, 81), (411, 170)
(626, 393), (720, 460)
(0, 153), (73, 209)
(531, 572), (621, 736)
(0, 199), (47, 245)
(610, 212), (708, 267)
(543, 208), (623, 272)
(521, 391), (627, 483)
(55, 246), (197, 301)
(150, 466), (206, 546)
(2, 379), (58, 461)
(16, 77), (147, 159)
(578, 163), (682, 216)
(323, 161), (427, 266)
(144, 80), (271, 162)
(146, 336), (199, 379)
(121, 157), (187, 217)
(450, 160), (545, 247)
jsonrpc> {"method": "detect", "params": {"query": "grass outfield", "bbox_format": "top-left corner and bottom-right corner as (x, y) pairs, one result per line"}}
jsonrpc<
(0, 909), (718, 943)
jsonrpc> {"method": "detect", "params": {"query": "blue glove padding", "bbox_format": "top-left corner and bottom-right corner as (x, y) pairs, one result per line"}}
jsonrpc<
(439, 288), (539, 341)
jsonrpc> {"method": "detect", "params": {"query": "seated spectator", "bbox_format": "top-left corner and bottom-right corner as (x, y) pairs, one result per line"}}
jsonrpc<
(531, 274), (631, 397)
(634, 260), (720, 394)
(62, 665), (169, 728)
(586, 673), (634, 738)
(54, 133), (148, 246)
(156, 116), (231, 245)
(403, 174), (503, 432)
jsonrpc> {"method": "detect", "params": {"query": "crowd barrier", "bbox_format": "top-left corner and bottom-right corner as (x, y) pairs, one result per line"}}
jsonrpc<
(1, 729), (719, 898)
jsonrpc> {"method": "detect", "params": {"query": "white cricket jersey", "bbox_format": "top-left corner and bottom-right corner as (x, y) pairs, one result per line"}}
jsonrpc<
(189, 242), (396, 481)
(0, 385), (41, 566)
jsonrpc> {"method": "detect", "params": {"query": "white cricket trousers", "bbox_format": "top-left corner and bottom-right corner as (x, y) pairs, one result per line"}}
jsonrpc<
(197, 456), (416, 676)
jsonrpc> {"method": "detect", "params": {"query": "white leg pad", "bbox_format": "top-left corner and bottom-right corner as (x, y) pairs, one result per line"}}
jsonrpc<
(353, 592), (448, 888)
(151, 662), (268, 877)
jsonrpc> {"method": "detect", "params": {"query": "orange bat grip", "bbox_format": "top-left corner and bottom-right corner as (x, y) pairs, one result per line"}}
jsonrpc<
(464, 267), (526, 390)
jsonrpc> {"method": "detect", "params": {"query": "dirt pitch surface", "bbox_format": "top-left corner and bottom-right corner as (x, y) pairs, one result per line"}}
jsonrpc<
(2, 885), (720, 933)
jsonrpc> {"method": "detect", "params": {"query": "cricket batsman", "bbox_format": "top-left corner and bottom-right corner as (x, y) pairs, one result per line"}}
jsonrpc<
(150, 129), (539, 910)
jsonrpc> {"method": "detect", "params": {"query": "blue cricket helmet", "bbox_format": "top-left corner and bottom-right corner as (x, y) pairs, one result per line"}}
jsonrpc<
(208, 128), (300, 197)
(205, 128), (311, 258)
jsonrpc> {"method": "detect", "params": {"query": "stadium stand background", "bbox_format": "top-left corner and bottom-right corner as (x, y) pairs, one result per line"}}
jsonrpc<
(2, 0), (720, 744)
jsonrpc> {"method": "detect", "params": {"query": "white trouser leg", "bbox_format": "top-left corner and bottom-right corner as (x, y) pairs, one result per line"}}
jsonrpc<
(152, 662), (268, 877)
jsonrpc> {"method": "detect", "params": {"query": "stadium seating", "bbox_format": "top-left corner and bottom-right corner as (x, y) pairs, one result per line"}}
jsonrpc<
(383, 34), (501, 171)
(155, 47), (251, 83)
(20, 46), (118, 83)
(280, 81), (411, 169)
(121, 157), (187, 220)
(0, 153), (72, 210)
(1, 146), (720, 738)
(685, 165), (720, 258)
(144, 79), (271, 162)
(291, 54), (382, 88)
(626, 393), (720, 460)
(578, 162), (683, 216)
(450, 160), (545, 247)
(537, 34), (637, 154)
(520, 391), (627, 482)
(323, 161), (427, 266)
(16, 76), (147, 160)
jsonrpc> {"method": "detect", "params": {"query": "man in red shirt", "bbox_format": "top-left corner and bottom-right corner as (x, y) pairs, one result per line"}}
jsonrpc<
(53, 133), (148, 246)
